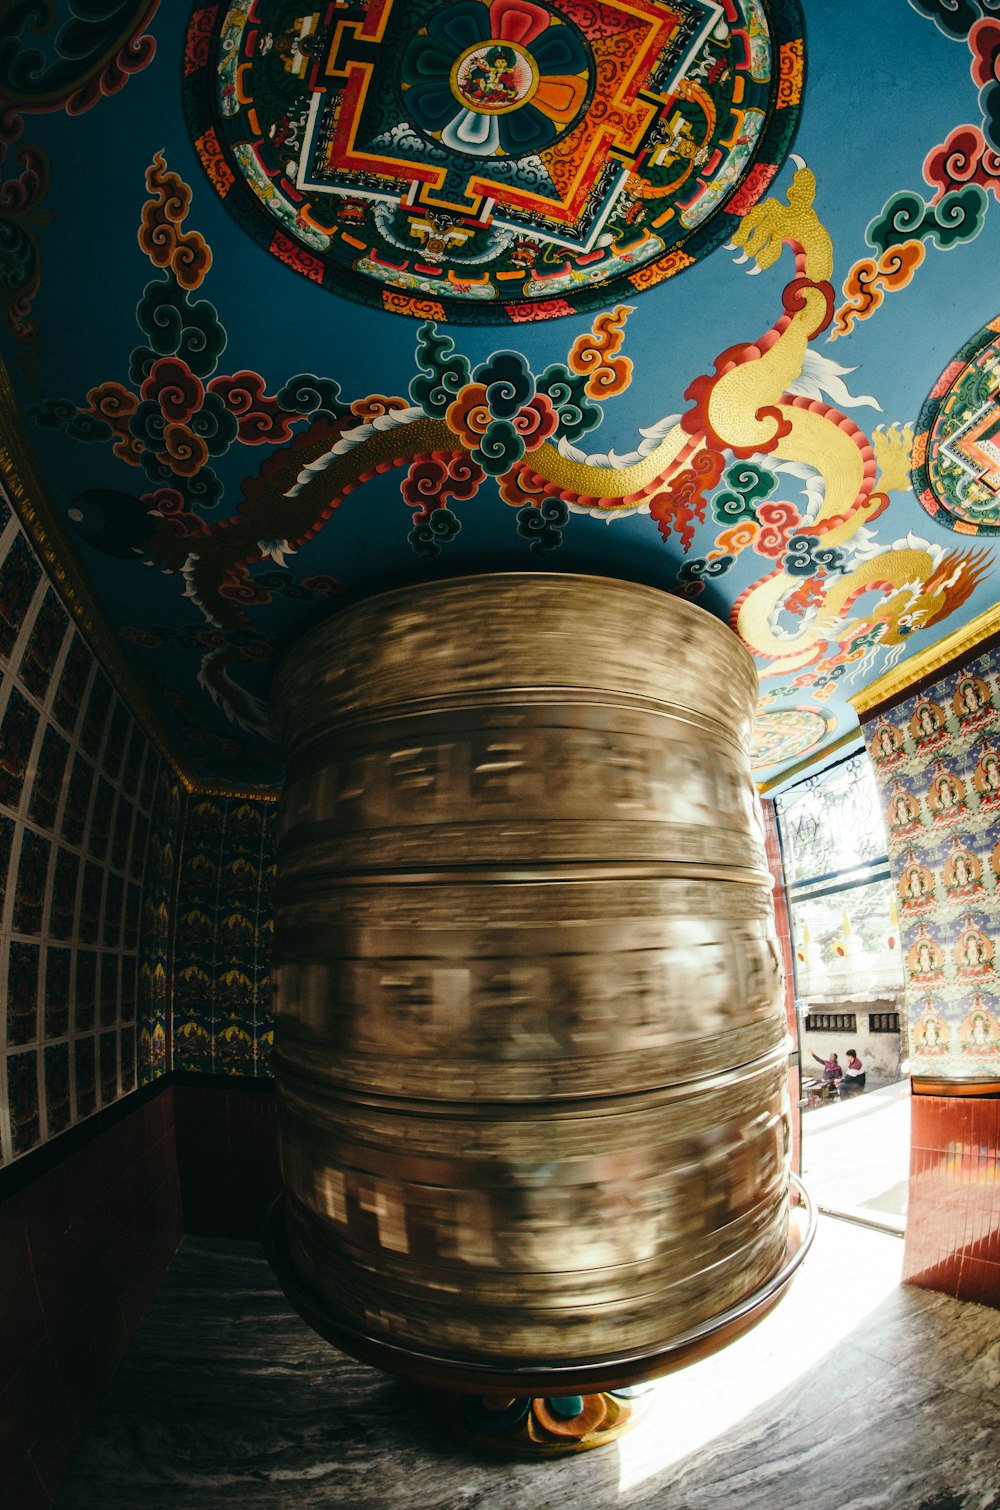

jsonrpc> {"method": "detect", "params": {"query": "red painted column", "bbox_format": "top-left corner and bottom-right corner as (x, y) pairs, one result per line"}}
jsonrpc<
(905, 1082), (1000, 1306)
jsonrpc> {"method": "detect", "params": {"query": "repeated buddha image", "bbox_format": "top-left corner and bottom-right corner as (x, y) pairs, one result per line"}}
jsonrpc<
(909, 698), (949, 750)
(913, 1002), (950, 1055)
(907, 923), (946, 986)
(942, 838), (986, 899)
(872, 718), (905, 766)
(959, 996), (1000, 1053)
(953, 918), (996, 981)
(887, 781), (923, 839)
(952, 673), (995, 731)
(927, 762), (969, 825)
(972, 743), (1000, 807)
(897, 849), (937, 914)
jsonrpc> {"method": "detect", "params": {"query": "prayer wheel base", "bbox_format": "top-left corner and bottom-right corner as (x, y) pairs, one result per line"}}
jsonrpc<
(262, 1178), (814, 1449)
(450, 1388), (654, 1454)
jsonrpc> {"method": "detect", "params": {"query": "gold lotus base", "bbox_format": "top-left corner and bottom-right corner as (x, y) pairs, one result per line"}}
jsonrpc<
(449, 1388), (653, 1455)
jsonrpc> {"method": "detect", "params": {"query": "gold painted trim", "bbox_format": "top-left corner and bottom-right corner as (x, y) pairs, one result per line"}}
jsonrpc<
(755, 727), (860, 795)
(849, 600), (1000, 719)
(0, 355), (197, 788)
(189, 785), (280, 802)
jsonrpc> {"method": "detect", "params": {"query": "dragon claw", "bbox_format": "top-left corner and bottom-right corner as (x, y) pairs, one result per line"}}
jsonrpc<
(732, 164), (826, 274)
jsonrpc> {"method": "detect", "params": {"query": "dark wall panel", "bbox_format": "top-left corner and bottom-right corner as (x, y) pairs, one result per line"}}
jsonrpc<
(0, 1087), (182, 1502)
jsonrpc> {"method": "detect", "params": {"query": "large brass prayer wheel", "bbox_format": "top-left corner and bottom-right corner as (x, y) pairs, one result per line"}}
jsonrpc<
(271, 573), (791, 1386)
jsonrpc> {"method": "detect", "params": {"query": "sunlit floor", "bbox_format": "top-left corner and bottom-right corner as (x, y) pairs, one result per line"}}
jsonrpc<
(55, 1215), (1000, 1509)
(800, 1081), (912, 1232)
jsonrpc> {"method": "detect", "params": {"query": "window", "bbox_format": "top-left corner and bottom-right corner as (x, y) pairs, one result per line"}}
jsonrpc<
(869, 1012), (900, 1034)
(805, 1012), (857, 1032)
(775, 750), (905, 999)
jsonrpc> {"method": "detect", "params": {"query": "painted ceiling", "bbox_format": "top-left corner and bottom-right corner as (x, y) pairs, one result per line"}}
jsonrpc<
(1, 0), (999, 794)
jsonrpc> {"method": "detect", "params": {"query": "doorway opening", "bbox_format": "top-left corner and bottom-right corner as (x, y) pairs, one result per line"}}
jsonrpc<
(775, 750), (910, 1233)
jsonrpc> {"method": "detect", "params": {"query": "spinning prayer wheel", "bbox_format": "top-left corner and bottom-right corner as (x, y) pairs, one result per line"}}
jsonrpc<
(270, 573), (796, 1399)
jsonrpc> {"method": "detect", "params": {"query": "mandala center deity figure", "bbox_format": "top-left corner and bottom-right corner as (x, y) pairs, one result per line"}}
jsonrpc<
(452, 41), (538, 114)
(405, 1), (593, 160)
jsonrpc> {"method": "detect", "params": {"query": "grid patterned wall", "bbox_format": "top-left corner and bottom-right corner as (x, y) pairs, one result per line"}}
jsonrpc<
(0, 487), (179, 1164)
(172, 795), (276, 1077)
(864, 644), (1000, 1078)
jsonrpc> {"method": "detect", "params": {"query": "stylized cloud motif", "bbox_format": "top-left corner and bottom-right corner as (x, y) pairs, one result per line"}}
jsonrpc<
(407, 507), (462, 559)
(971, 18), (1000, 148)
(907, 0), (992, 39)
(535, 363), (602, 442)
(135, 277), (227, 379)
(677, 554), (736, 587)
(409, 325), (472, 419)
(831, 242), (926, 338)
(924, 122), (1000, 200)
(516, 498), (569, 553)
(473, 350), (535, 419)
(867, 184), (988, 253)
(276, 373), (350, 422)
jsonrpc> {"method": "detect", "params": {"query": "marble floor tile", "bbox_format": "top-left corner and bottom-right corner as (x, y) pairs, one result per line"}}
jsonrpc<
(54, 1218), (1000, 1510)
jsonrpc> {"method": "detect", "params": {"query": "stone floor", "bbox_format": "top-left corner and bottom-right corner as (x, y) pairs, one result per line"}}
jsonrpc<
(54, 1212), (1000, 1510)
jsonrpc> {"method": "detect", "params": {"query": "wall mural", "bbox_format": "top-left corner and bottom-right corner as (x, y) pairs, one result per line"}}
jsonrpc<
(831, 1), (1000, 341)
(182, 0), (803, 321)
(172, 794), (275, 1076)
(865, 643), (1000, 1077)
(30, 145), (993, 778)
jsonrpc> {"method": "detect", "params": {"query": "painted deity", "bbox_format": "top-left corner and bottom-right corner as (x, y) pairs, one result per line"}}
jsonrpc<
(897, 850), (936, 915)
(927, 763), (968, 826)
(953, 920), (995, 980)
(886, 782), (922, 838)
(942, 839), (985, 899)
(907, 924), (946, 986)
(909, 699), (949, 749)
(871, 719), (905, 767)
(913, 1003), (950, 1055)
(952, 675), (995, 731)
(973, 744), (1000, 807)
(959, 998), (1000, 1054)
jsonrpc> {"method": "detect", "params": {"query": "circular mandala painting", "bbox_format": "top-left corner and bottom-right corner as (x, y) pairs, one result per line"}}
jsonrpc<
(750, 707), (831, 771)
(912, 316), (1000, 535)
(184, 0), (803, 323)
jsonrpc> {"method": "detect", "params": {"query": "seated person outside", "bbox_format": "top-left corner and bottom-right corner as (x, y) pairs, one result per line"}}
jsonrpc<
(839, 1049), (865, 1098)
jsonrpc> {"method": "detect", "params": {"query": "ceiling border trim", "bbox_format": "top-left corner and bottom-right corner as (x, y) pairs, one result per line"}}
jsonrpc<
(189, 786), (280, 803)
(755, 727), (862, 796)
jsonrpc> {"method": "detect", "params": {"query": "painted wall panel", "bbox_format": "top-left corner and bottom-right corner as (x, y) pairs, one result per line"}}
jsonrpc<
(864, 647), (1000, 1080)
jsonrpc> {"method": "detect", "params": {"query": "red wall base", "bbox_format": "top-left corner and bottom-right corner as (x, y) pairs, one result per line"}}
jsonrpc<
(173, 1082), (280, 1240)
(904, 1086), (1000, 1308)
(0, 1089), (182, 1507)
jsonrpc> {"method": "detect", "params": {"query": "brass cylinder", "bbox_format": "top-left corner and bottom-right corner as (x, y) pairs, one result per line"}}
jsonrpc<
(272, 574), (790, 1379)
